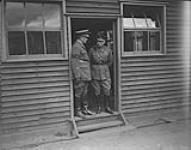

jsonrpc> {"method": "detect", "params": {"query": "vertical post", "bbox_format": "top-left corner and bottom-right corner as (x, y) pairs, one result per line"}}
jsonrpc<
(67, 16), (79, 137)
(182, 1), (191, 119)
(117, 17), (122, 113)
(117, 17), (128, 125)
(112, 21), (117, 111)
(62, 0), (68, 59)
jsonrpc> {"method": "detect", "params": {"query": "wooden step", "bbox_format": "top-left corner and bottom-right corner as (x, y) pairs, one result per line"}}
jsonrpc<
(78, 120), (123, 133)
(75, 112), (124, 133)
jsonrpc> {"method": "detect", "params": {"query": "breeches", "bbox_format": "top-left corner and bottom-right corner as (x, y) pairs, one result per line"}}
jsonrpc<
(74, 80), (89, 98)
(91, 79), (111, 96)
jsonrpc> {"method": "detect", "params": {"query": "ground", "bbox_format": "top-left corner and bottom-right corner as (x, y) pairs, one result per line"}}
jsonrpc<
(8, 118), (191, 150)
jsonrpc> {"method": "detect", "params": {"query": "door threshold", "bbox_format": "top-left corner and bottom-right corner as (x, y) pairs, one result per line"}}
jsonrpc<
(74, 111), (119, 121)
(74, 111), (126, 133)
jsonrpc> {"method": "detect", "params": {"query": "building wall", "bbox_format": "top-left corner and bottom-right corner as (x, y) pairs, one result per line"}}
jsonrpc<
(0, 0), (120, 134)
(0, 0), (72, 134)
(66, 0), (190, 117)
(121, 1), (190, 116)
(0, 0), (190, 134)
(0, 60), (71, 134)
(66, 0), (120, 14)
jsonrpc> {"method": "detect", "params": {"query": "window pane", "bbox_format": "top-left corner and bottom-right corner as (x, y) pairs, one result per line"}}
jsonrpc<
(124, 31), (135, 52)
(44, 4), (61, 28)
(45, 31), (62, 54)
(149, 31), (160, 51)
(146, 18), (157, 28)
(26, 3), (43, 28)
(27, 31), (44, 54)
(123, 18), (135, 28)
(144, 7), (162, 28)
(134, 18), (147, 28)
(6, 2), (25, 28)
(136, 31), (148, 51)
(8, 31), (26, 55)
(123, 5), (162, 29)
(123, 5), (145, 18)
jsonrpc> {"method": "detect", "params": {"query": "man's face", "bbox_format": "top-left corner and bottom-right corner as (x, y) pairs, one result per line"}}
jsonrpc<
(96, 38), (105, 48)
(81, 36), (89, 44)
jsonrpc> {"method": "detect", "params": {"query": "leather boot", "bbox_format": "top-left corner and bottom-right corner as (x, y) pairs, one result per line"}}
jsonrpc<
(81, 96), (94, 115)
(82, 105), (94, 115)
(74, 97), (87, 119)
(96, 95), (101, 114)
(76, 108), (87, 119)
(105, 96), (114, 114)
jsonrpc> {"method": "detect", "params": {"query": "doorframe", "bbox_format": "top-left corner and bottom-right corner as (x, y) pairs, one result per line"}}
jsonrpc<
(117, 17), (128, 125)
(67, 14), (121, 116)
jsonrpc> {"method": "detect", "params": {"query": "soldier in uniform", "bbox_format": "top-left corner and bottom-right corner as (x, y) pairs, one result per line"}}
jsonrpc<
(89, 31), (114, 114)
(70, 29), (94, 119)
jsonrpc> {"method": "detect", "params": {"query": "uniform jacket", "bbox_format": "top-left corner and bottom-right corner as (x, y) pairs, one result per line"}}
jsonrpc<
(70, 40), (91, 81)
(89, 45), (113, 80)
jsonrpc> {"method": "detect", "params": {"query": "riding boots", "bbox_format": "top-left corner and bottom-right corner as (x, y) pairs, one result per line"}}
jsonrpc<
(81, 95), (94, 115)
(105, 96), (114, 114)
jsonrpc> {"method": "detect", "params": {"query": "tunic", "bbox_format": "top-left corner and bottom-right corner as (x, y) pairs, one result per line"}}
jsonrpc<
(71, 40), (91, 81)
(89, 45), (113, 96)
(70, 39), (91, 98)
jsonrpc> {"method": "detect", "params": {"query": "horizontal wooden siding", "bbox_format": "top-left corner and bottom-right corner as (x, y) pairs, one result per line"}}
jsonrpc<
(66, 0), (119, 14)
(121, 1), (190, 115)
(0, 61), (71, 133)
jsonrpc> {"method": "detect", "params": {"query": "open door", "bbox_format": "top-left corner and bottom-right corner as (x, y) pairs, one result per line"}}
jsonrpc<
(69, 17), (125, 132)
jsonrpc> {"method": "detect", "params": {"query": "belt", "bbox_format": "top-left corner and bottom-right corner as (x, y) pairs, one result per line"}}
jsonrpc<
(79, 59), (89, 62)
(92, 63), (107, 66)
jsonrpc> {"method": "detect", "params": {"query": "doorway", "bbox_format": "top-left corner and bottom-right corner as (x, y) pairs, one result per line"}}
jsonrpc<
(70, 18), (118, 118)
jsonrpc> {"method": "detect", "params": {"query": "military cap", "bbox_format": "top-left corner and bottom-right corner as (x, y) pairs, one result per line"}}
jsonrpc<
(75, 29), (91, 38)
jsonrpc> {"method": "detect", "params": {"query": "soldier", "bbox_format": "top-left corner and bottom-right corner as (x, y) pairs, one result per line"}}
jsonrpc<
(70, 29), (94, 119)
(89, 31), (114, 114)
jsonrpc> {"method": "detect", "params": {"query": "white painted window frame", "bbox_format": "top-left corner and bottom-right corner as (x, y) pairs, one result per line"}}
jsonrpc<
(1, 0), (68, 62)
(120, 0), (167, 57)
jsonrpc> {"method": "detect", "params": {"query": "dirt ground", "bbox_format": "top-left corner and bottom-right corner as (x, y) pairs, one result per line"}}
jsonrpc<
(9, 118), (191, 150)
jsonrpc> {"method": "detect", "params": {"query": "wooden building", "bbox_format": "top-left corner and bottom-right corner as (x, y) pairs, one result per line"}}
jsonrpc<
(0, 0), (190, 145)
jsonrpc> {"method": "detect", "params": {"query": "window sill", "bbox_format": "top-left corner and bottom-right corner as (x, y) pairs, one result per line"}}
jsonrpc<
(3, 54), (68, 62)
(122, 52), (166, 57)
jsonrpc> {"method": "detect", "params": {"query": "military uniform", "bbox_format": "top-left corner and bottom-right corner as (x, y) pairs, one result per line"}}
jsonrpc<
(89, 45), (113, 96)
(71, 39), (91, 98)
(70, 32), (94, 118)
(89, 44), (113, 114)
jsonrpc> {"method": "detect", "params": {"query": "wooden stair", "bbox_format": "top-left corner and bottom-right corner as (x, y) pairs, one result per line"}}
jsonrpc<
(75, 112), (125, 133)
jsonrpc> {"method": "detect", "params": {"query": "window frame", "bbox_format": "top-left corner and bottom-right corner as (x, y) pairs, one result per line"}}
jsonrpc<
(2, 0), (68, 62)
(120, 1), (166, 57)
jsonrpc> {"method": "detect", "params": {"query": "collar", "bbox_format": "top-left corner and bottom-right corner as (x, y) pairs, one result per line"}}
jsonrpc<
(76, 39), (84, 47)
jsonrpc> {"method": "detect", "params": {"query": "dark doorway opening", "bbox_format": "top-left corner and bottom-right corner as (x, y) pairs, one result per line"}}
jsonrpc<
(71, 18), (118, 118)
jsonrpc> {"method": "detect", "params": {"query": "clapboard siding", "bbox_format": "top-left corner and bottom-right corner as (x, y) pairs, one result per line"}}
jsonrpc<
(0, 61), (71, 133)
(121, 1), (190, 115)
(66, 0), (119, 14)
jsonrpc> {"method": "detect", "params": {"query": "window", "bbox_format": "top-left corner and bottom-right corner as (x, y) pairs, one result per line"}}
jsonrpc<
(121, 4), (166, 56)
(5, 1), (66, 59)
